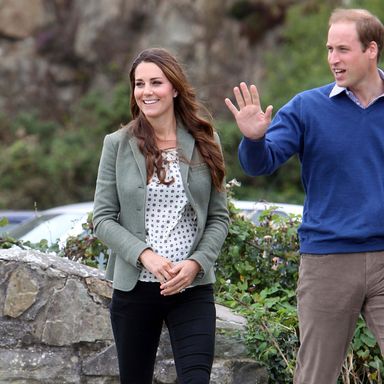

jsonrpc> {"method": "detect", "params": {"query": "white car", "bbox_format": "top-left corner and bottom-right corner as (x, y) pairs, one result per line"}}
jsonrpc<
(7, 202), (93, 246)
(7, 199), (303, 246)
(232, 200), (303, 225)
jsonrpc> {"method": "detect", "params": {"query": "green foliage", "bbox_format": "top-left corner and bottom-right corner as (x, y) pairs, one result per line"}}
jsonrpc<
(0, 217), (8, 227)
(215, 187), (301, 382)
(216, 200), (300, 294)
(245, 285), (298, 382)
(352, 0), (384, 25)
(0, 231), (59, 253)
(62, 213), (108, 270)
(214, 184), (384, 383)
(262, 2), (336, 111)
(0, 83), (131, 209)
(10, 112), (60, 144)
(340, 319), (383, 384)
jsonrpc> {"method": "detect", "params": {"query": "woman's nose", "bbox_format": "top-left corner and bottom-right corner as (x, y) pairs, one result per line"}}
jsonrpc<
(143, 84), (153, 94)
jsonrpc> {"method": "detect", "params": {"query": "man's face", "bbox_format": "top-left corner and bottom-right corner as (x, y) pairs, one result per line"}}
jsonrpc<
(326, 21), (372, 91)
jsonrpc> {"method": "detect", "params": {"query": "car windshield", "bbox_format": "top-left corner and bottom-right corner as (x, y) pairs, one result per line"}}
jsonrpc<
(250, 209), (290, 225)
(0, 223), (20, 234)
(8, 212), (86, 245)
(0, 211), (36, 235)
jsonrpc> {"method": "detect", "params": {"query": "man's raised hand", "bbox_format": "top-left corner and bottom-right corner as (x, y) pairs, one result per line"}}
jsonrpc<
(225, 82), (273, 140)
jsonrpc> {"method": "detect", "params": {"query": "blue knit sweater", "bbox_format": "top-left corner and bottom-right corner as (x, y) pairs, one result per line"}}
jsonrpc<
(239, 82), (384, 254)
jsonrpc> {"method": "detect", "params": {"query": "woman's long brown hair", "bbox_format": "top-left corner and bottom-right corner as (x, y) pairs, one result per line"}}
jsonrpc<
(127, 48), (225, 191)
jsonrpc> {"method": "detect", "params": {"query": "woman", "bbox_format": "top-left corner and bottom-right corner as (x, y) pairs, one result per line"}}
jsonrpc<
(93, 48), (229, 384)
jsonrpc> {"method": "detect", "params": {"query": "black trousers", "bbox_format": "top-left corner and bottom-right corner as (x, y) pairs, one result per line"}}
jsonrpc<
(110, 282), (216, 384)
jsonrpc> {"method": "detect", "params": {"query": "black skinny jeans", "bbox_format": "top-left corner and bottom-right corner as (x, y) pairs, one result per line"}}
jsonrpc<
(110, 282), (216, 384)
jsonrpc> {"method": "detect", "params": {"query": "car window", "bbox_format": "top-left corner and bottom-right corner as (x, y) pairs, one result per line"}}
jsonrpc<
(0, 211), (36, 234)
(0, 223), (19, 235)
(250, 209), (289, 225)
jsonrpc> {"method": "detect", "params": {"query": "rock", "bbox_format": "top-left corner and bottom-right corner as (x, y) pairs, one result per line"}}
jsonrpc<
(41, 278), (113, 346)
(0, 0), (50, 39)
(0, 249), (268, 383)
(4, 266), (39, 317)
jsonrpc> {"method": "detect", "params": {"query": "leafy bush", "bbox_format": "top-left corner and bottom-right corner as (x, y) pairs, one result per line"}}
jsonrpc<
(62, 213), (108, 270)
(215, 185), (384, 383)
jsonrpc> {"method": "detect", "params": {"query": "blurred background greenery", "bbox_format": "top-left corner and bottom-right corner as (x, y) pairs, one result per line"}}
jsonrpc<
(0, 0), (383, 209)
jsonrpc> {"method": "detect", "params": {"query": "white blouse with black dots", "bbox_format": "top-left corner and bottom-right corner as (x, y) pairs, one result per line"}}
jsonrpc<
(139, 148), (198, 282)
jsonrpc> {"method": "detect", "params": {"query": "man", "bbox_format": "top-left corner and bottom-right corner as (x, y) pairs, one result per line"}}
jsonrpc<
(225, 8), (384, 384)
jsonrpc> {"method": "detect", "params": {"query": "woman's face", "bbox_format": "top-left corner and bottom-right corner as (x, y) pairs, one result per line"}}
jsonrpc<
(134, 61), (177, 121)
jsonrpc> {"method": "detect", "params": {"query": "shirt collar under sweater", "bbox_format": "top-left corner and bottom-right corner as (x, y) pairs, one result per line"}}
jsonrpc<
(329, 68), (384, 109)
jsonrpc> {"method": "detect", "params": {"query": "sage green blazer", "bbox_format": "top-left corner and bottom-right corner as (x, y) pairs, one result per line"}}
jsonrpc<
(93, 126), (229, 291)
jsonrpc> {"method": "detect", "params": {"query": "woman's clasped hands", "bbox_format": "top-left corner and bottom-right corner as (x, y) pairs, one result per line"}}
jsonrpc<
(139, 249), (201, 296)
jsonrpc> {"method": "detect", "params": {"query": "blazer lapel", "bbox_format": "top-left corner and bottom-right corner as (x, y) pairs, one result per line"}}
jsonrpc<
(127, 127), (194, 186)
(129, 137), (147, 185)
(177, 126), (194, 182)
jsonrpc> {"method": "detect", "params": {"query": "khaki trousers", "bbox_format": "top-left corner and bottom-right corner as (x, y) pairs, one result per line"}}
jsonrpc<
(294, 251), (384, 384)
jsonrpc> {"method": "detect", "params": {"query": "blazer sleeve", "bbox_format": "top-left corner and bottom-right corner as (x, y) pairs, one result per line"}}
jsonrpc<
(92, 134), (149, 267)
(188, 133), (229, 276)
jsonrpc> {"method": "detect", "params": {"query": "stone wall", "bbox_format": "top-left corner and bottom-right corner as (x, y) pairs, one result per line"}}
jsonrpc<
(0, 249), (268, 383)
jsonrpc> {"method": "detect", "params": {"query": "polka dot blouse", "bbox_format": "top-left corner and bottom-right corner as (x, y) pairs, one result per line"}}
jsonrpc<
(139, 148), (198, 282)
